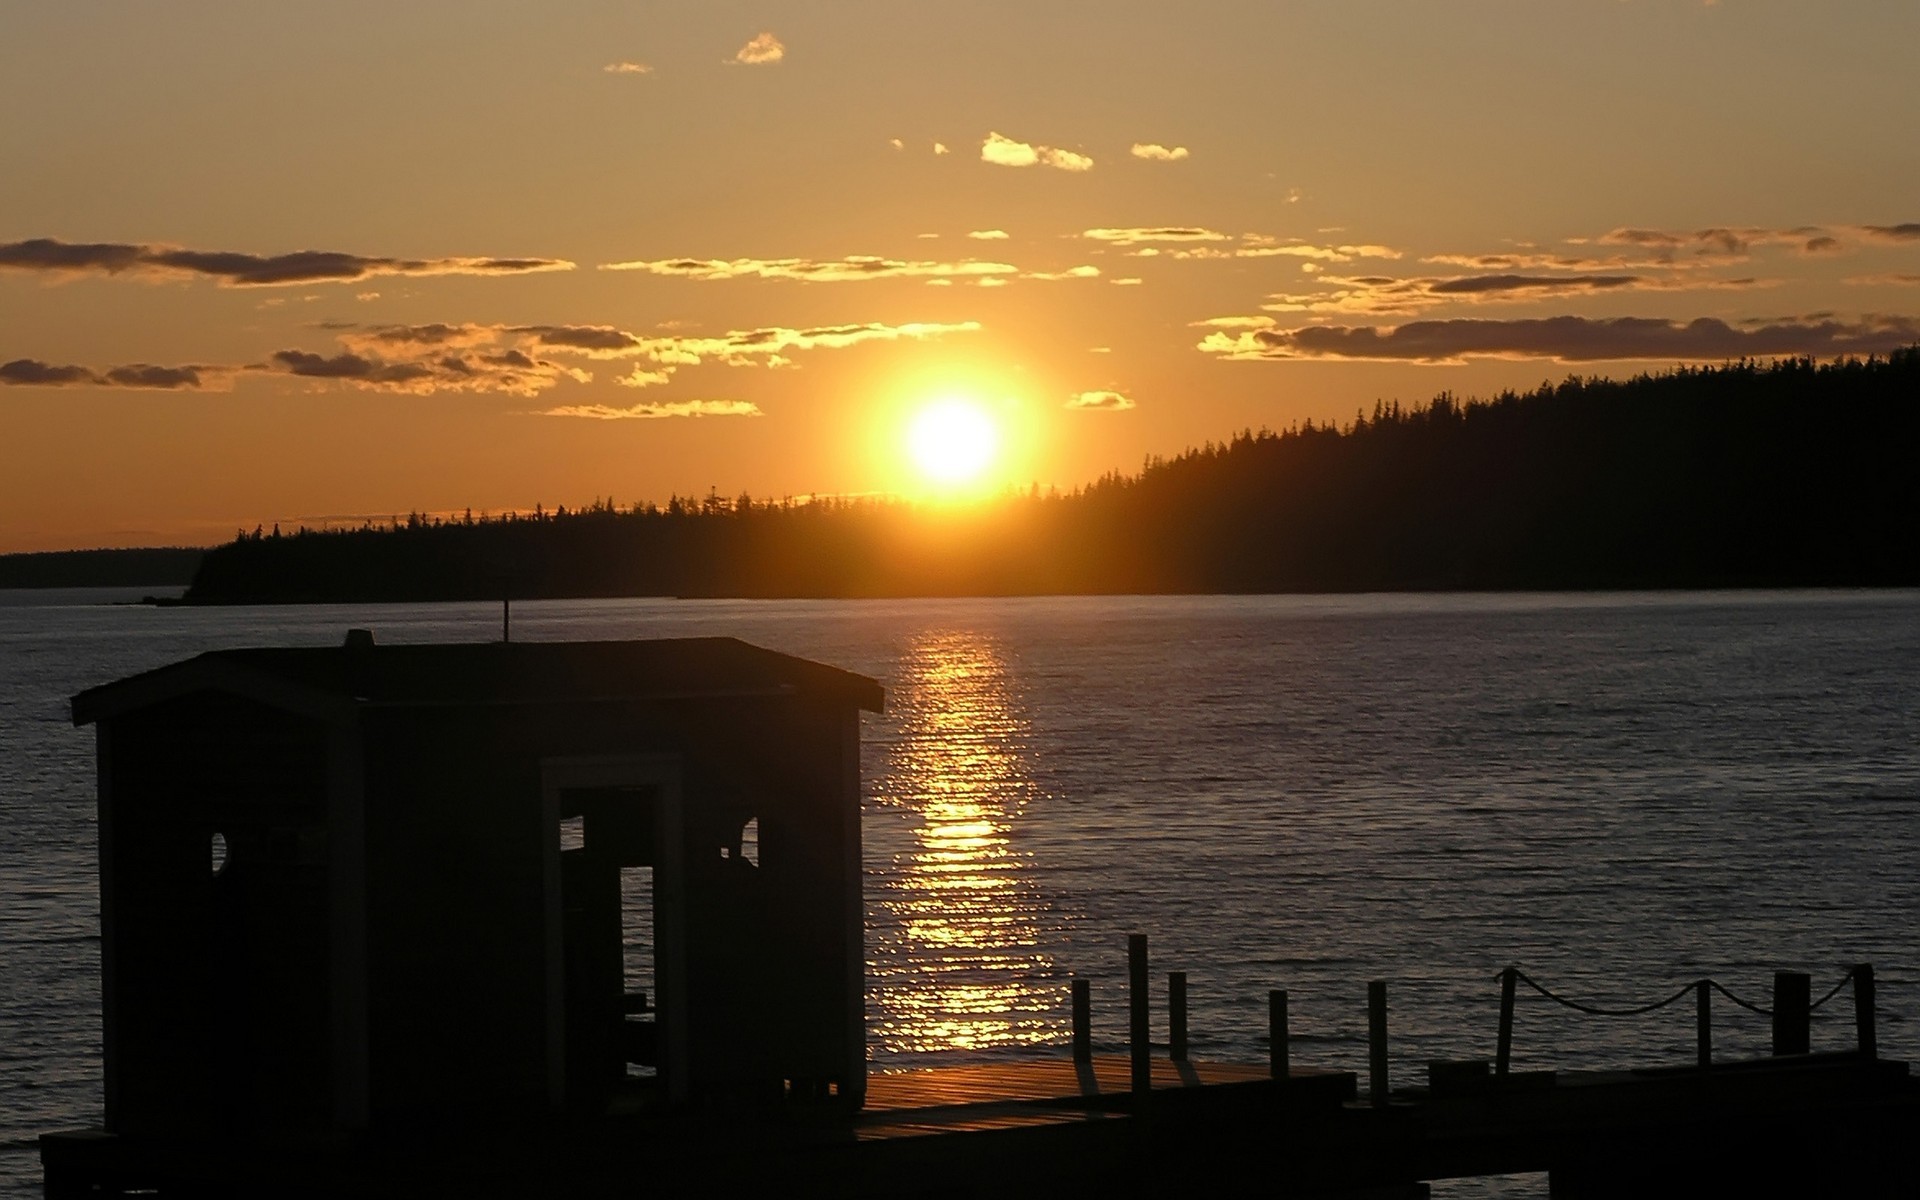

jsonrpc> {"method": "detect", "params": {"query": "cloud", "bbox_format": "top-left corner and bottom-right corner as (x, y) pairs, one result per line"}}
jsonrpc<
(322, 318), (981, 392)
(0, 237), (573, 287)
(1426, 273), (1643, 296)
(601, 255), (1017, 283)
(1845, 273), (1920, 286)
(603, 61), (652, 74)
(1130, 143), (1189, 162)
(1198, 314), (1920, 365)
(617, 367), (674, 388)
(1259, 270), (1778, 318)
(933, 142), (950, 155)
(544, 399), (763, 420)
(1, 357), (220, 388)
(1025, 265), (1101, 281)
(729, 32), (785, 65)
(1082, 227), (1229, 247)
(968, 230), (1010, 240)
(1590, 225), (1842, 262)
(1859, 223), (1920, 243)
(1231, 236), (1404, 262)
(981, 132), (1093, 172)
(1, 358), (98, 386)
(1066, 390), (1135, 411)
(269, 342), (585, 396)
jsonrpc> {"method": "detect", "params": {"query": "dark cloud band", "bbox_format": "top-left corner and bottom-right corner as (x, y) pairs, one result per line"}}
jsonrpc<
(0, 237), (573, 287)
(1202, 315), (1920, 364)
(2, 357), (210, 388)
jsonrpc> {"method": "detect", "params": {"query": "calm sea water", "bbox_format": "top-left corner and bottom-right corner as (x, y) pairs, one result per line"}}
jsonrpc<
(3, 589), (1917, 1196)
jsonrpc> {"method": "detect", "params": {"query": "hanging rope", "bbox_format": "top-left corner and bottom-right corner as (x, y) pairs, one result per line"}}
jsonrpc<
(1809, 967), (1861, 1012)
(1500, 965), (1858, 1021)
(1705, 979), (1771, 1016)
(1507, 969), (1695, 1017)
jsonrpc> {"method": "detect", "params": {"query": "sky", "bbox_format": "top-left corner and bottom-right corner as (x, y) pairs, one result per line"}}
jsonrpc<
(2, 0), (1917, 551)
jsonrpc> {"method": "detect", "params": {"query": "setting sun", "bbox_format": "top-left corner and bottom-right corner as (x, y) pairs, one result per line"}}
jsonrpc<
(906, 397), (1001, 490)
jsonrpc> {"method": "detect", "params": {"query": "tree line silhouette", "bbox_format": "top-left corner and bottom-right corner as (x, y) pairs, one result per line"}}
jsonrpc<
(184, 351), (1920, 603)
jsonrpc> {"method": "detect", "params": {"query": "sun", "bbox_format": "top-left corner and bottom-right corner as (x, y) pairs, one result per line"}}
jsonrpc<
(906, 397), (1001, 490)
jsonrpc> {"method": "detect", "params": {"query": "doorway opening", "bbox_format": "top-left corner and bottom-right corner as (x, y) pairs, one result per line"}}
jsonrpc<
(545, 756), (684, 1113)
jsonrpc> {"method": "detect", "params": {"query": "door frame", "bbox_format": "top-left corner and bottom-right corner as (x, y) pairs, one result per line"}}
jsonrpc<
(540, 754), (687, 1106)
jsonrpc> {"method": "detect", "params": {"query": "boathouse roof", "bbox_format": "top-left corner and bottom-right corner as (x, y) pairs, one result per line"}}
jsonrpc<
(71, 634), (885, 726)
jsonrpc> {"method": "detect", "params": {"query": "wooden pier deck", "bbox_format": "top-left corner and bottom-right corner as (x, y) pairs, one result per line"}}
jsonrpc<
(42, 1049), (1920, 1198)
(863, 1054), (1351, 1110)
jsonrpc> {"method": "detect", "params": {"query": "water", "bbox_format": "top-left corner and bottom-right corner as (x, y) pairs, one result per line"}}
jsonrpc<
(3, 589), (1917, 1196)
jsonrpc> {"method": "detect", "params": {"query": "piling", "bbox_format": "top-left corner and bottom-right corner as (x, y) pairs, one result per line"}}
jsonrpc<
(1071, 978), (1091, 1063)
(1269, 989), (1290, 1082)
(1772, 971), (1811, 1056)
(1496, 968), (1516, 1077)
(1368, 980), (1389, 1107)
(1129, 934), (1151, 1108)
(1168, 972), (1188, 1062)
(1854, 964), (1877, 1059)
(1696, 980), (1712, 1070)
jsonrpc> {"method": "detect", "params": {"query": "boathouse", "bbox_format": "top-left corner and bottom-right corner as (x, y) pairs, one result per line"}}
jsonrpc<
(69, 634), (883, 1140)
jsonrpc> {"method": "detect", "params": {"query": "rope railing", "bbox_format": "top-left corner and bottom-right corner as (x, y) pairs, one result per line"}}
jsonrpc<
(1494, 963), (1877, 1076)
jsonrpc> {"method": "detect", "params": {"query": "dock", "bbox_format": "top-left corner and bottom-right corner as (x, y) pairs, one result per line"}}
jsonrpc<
(42, 637), (1920, 1197)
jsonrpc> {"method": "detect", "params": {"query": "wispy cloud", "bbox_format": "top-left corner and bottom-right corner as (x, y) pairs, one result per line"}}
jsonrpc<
(543, 399), (762, 420)
(344, 318), (982, 375)
(1588, 225), (1843, 261)
(1259, 270), (1778, 318)
(1082, 227), (1229, 247)
(603, 61), (652, 75)
(981, 132), (1093, 172)
(1198, 314), (1920, 365)
(1858, 223), (1920, 243)
(1066, 390), (1135, 411)
(0, 237), (572, 287)
(1, 357), (226, 388)
(269, 347), (585, 396)
(728, 32), (784, 66)
(968, 230), (1010, 241)
(601, 255), (1018, 283)
(1130, 143), (1189, 162)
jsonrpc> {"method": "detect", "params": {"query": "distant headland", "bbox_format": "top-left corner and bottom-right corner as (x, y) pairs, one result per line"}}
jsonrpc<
(159, 351), (1919, 603)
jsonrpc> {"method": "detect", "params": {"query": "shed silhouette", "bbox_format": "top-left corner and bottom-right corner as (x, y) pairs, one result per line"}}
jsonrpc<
(70, 634), (883, 1140)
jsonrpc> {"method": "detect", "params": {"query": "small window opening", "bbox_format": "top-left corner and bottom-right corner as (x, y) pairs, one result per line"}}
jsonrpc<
(210, 832), (229, 876)
(559, 815), (585, 852)
(739, 817), (759, 867)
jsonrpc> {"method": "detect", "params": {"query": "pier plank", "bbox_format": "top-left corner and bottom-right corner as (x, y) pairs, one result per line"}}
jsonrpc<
(863, 1055), (1351, 1112)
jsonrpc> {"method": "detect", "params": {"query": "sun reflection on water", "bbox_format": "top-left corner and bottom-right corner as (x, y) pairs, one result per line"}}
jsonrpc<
(868, 629), (1059, 1059)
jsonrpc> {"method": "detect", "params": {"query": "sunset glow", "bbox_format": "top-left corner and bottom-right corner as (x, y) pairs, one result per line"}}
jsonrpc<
(1, 5), (1916, 551)
(906, 398), (1001, 492)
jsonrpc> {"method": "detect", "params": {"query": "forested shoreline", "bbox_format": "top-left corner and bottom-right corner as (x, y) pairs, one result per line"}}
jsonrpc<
(183, 352), (1920, 604)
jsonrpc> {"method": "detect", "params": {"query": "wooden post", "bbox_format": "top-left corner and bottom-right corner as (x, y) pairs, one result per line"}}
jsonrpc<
(1853, 964), (1877, 1059)
(1071, 978), (1091, 1063)
(1696, 980), (1712, 1071)
(1495, 968), (1516, 1078)
(1368, 980), (1389, 1107)
(1269, 989), (1290, 1082)
(1168, 971), (1188, 1062)
(1129, 935), (1151, 1108)
(1772, 971), (1811, 1056)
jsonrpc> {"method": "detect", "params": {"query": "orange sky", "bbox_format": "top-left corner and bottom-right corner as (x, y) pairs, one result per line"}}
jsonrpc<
(4, 1), (1918, 551)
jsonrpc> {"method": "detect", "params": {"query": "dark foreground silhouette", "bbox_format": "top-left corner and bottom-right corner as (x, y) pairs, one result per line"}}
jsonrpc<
(184, 351), (1920, 603)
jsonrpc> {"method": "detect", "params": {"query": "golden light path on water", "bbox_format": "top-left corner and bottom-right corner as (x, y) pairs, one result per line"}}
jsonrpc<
(867, 629), (1059, 1058)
